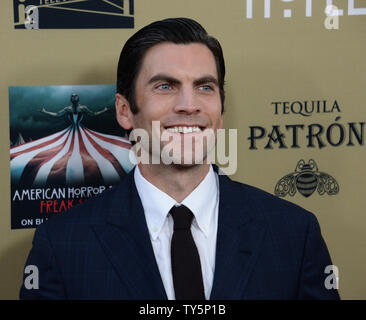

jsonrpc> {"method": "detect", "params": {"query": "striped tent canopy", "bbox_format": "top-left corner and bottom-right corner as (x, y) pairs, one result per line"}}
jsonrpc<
(10, 116), (135, 187)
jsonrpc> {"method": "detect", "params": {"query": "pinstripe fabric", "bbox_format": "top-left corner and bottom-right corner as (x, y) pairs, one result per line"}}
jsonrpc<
(20, 166), (340, 300)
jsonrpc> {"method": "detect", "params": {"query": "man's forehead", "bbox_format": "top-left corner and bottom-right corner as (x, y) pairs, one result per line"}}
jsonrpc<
(138, 42), (218, 82)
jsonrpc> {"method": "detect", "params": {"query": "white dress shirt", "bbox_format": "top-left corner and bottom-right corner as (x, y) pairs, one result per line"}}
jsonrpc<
(134, 165), (219, 300)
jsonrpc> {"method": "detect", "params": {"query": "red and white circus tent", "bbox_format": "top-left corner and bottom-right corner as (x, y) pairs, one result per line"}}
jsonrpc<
(10, 121), (134, 187)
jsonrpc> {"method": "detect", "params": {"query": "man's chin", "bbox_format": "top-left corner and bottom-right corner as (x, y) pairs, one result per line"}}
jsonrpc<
(169, 162), (209, 170)
(165, 154), (210, 167)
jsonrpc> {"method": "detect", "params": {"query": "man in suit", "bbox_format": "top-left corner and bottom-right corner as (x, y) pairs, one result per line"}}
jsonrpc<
(20, 18), (340, 300)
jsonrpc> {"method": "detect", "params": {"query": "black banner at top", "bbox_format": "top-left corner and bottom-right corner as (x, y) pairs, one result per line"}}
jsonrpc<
(13, 0), (134, 29)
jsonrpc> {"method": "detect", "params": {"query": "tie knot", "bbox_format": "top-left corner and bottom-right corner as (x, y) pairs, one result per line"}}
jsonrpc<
(170, 205), (194, 230)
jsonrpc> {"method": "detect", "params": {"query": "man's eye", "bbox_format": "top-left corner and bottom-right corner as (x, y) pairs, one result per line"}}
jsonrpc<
(199, 85), (213, 91)
(157, 83), (171, 90)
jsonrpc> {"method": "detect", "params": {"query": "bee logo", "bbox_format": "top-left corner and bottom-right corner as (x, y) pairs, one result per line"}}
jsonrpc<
(275, 159), (339, 198)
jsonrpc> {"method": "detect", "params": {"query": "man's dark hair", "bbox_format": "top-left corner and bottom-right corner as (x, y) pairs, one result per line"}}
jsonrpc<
(116, 17), (226, 114)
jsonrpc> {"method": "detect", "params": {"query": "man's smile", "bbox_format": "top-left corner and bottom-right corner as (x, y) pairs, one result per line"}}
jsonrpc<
(165, 125), (205, 134)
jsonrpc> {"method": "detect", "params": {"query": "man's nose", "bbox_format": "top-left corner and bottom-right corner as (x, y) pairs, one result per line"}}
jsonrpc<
(173, 87), (200, 114)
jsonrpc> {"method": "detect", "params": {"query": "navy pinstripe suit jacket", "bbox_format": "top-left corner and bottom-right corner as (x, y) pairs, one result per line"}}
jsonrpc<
(20, 167), (340, 299)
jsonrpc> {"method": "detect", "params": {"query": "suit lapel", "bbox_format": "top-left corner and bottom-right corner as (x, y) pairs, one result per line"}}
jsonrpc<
(210, 173), (267, 299)
(91, 166), (267, 299)
(92, 170), (167, 299)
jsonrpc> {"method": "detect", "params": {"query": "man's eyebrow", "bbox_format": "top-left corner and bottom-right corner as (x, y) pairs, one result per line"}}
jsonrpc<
(147, 74), (180, 86)
(193, 76), (219, 87)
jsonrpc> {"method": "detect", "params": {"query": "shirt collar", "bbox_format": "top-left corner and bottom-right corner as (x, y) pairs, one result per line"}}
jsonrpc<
(134, 165), (218, 240)
(134, 166), (176, 241)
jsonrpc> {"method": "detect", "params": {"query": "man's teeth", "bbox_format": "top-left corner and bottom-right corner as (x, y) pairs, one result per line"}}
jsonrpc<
(166, 126), (202, 133)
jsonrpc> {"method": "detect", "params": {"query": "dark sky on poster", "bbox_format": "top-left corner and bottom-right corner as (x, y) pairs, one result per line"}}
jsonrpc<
(9, 85), (125, 143)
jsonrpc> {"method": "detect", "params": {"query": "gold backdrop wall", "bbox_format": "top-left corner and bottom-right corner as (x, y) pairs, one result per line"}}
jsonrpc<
(0, 0), (365, 299)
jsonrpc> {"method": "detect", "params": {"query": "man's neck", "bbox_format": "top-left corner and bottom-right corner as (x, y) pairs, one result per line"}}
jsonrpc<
(137, 163), (211, 203)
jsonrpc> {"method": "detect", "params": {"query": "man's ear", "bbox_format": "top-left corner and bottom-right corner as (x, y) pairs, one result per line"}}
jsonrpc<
(115, 93), (133, 130)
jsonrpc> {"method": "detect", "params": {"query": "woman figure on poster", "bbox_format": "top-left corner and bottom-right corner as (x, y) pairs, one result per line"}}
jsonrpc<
(40, 93), (112, 126)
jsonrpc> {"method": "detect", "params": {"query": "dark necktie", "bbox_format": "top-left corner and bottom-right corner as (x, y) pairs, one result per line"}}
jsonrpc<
(170, 205), (205, 300)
